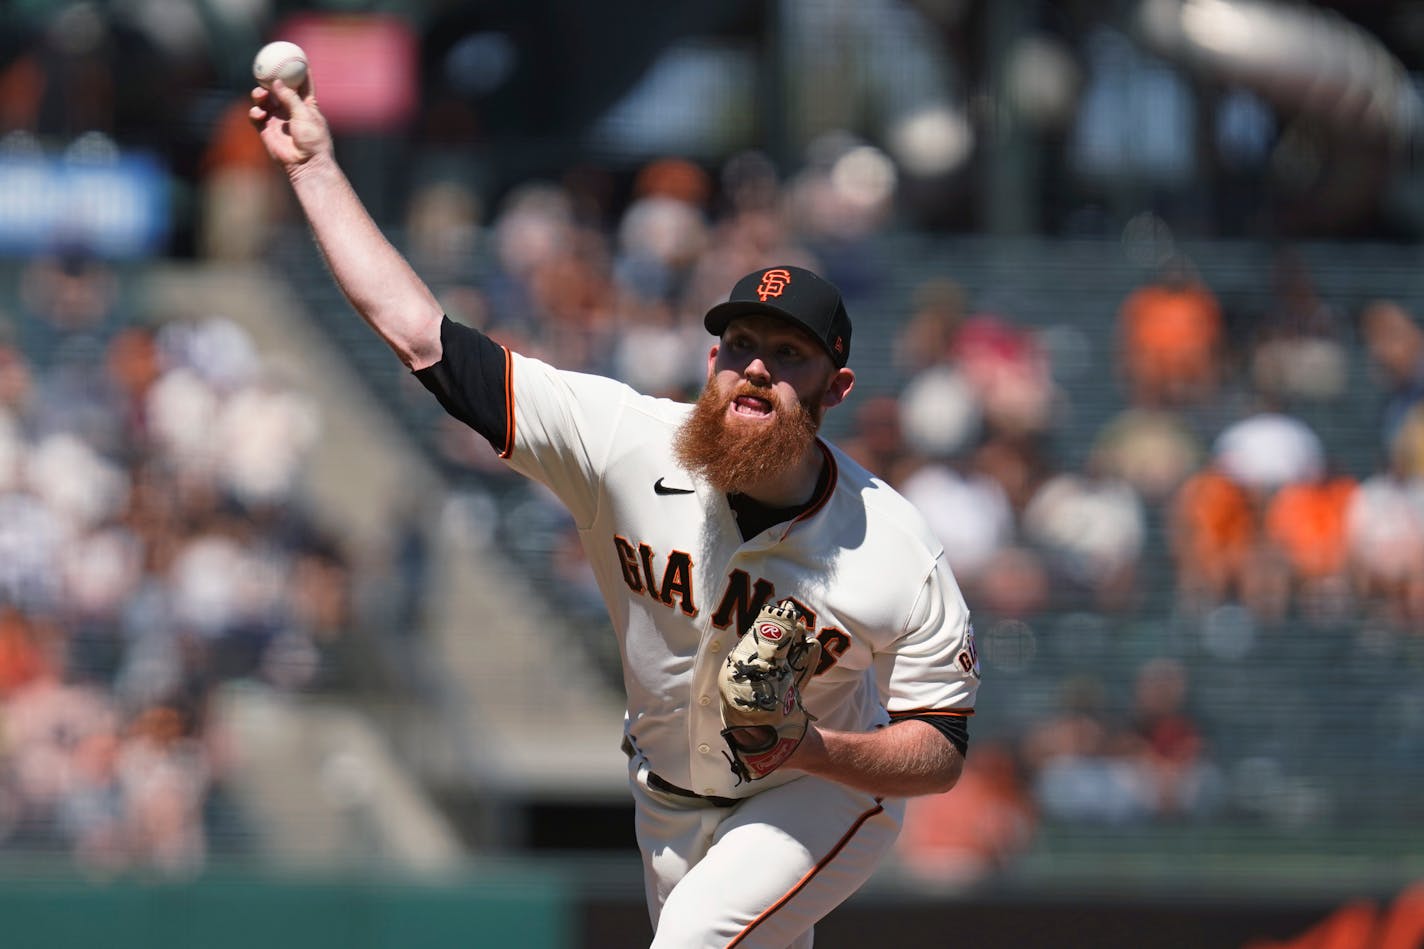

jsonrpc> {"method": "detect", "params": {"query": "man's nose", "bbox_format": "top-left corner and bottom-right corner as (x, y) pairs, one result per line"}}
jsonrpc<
(743, 355), (772, 383)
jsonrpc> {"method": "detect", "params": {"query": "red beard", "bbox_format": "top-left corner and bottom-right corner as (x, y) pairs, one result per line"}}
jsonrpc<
(673, 377), (823, 494)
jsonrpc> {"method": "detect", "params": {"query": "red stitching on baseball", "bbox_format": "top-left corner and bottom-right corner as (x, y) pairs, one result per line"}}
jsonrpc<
(262, 57), (304, 82)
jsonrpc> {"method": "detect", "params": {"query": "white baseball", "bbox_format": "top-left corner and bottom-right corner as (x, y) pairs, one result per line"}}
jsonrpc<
(253, 41), (309, 91)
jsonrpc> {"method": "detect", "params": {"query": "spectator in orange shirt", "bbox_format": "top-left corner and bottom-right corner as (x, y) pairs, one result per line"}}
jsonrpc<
(0, 608), (56, 698)
(1118, 256), (1224, 408)
(1264, 469), (1357, 622)
(198, 98), (291, 261)
(1168, 465), (1258, 609)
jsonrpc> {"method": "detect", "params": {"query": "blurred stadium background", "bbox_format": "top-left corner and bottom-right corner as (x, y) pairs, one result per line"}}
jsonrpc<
(2, 0), (1424, 946)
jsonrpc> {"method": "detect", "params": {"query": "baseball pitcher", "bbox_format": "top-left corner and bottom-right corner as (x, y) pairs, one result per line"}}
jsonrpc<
(252, 70), (980, 949)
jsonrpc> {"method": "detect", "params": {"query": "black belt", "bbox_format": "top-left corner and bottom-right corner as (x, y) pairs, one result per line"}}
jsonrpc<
(646, 770), (740, 808)
(623, 736), (740, 808)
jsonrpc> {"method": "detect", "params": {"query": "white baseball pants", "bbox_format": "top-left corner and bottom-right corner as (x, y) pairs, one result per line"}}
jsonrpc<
(628, 755), (905, 949)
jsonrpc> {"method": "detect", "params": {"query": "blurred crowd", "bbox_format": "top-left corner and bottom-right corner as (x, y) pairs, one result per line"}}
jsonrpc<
(0, 249), (350, 874)
(883, 249), (1424, 883)
(885, 250), (1424, 637)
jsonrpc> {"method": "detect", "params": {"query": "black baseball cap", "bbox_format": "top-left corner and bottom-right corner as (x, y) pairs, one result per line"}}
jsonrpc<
(704, 265), (852, 368)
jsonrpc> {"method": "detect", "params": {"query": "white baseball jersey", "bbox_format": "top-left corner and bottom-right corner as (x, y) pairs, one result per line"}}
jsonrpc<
(501, 350), (980, 800)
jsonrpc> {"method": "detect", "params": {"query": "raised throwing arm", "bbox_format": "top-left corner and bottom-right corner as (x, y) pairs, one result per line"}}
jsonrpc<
(249, 76), (443, 370)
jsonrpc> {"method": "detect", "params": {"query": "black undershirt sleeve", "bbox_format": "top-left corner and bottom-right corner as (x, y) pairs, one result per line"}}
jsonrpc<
(891, 713), (969, 758)
(412, 316), (512, 453)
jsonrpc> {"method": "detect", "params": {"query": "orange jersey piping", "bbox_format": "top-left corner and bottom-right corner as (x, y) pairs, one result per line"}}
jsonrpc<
(498, 345), (515, 459)
(726, 799), (885, 947)
(778, 441), (838, 542)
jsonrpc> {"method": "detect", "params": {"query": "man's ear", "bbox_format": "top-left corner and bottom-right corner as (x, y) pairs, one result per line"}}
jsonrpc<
(821, 368), (856, 409)
(707, 345), (719, 377)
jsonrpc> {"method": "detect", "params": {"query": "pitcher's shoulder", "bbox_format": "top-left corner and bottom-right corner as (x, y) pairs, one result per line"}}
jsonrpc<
(824, 444), (943, 555)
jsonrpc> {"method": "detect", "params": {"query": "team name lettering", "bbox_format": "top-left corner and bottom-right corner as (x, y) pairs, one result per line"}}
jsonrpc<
(639, 543), (661, 600)
(614, 542), (847, 673)
(957, 620), (980, 678)
(612, 536), (697, 616)
(613, 537), (644, 593)
(814, 627), (850, 675)
(658, 551), (697, 616)
(711, 569), (776, 632)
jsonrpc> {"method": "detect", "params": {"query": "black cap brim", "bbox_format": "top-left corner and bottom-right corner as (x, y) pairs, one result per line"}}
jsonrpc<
(704, 300), (843, 366)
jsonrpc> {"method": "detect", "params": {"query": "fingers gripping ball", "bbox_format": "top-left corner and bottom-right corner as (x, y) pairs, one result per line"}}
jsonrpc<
(718, 599), (821, 783)
(253, 41), (309, 91)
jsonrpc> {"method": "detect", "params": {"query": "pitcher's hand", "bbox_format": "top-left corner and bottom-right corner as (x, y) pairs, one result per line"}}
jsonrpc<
(249, 77), (330, 173)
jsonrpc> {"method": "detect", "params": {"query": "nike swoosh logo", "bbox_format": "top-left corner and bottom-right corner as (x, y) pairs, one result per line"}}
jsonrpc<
(654, 477), (696, 496)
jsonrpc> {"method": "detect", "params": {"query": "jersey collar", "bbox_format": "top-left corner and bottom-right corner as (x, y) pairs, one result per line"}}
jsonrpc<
(776, 439), (838, 542)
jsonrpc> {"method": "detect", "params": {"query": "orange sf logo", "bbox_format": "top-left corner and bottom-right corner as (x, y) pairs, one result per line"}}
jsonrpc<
(757, 269), (792, 301)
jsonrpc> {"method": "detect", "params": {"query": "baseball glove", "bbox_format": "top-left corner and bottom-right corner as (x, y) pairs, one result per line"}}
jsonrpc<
(718, 599), (822, 783)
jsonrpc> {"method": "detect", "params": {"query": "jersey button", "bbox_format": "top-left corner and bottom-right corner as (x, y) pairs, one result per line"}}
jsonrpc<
(698, 695), (712, 707)
(709, 640), (723, 652)
(703, 788), (717, 795)
(698, 743), (711, 755)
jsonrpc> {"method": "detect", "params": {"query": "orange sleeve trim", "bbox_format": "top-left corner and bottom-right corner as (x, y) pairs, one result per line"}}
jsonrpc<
(889, 708), (975, 718)
(727, 800), (885, 948)
(498, 345), (515, 459)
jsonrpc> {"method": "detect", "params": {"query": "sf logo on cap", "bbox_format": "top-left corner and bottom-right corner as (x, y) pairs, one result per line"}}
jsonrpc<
(756, 269), (792, 301)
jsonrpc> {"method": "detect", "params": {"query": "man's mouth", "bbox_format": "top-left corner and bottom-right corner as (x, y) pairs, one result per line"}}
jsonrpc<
(731, 393), (774, 417)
